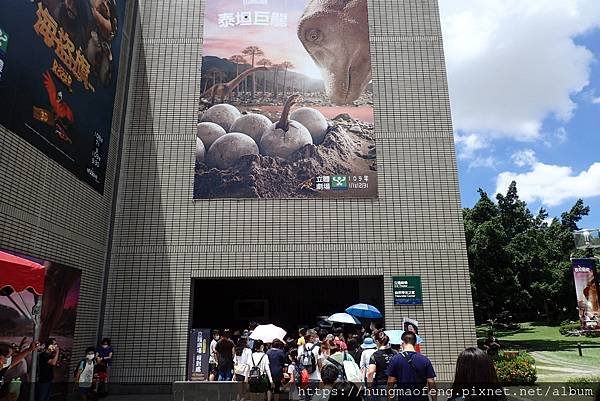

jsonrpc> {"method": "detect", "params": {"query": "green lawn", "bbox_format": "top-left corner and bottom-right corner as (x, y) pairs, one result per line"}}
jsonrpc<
(479, 322), (600, 383)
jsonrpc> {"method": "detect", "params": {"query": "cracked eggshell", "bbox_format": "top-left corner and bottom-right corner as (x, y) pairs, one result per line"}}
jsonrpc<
(259, 121), (313, 160)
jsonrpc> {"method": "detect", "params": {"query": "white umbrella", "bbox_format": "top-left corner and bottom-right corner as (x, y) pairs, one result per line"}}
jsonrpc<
(327, 312), (361, 324)
(249, 324), (287, 343)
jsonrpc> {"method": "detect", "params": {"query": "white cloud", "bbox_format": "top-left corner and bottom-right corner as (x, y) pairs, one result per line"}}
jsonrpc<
(454, 133), (497, 169)
(593, 97), (600, 104)
(496, 156), (600, 207)
(454, 133), (488, 159)
(469, 156), (497, 169)
(439, 0), (600, 140)
(511, 149), (537, 167)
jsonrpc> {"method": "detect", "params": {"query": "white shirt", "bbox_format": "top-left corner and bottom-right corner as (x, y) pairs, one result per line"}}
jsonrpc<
(298, 342), (320, 381)
(234, 347), (252, 376)
(246, 352), (273, 382)
(209, 339), (218, 364)
(287, 363), (299, 400)
(79, 360), (94, 387)
(360, 348), (376, 369)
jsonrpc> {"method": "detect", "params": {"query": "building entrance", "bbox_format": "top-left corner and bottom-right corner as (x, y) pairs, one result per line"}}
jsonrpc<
(191, 277), (384, 333)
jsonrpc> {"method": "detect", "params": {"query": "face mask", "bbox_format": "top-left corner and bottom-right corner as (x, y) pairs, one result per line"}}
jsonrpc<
(102, 345), (108, 349)
(87, 355), (95, 360)
(3, 356), (12, 368)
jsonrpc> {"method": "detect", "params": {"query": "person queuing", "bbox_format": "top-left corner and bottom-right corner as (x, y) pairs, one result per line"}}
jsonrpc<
(247, 340), (272, 401)
(298, 329), (321, 401)
(310, 364), (338, 401)
(448, 348), (506, 401)
(95, 338), (113, 396)
(209, 329), (220, 381)
(234, 337), (252, 401)
(36, 338), (59, 401)
(75, 347), (97, 401)
(359, 337), (377, 382)
(283, 349), (300, 401)
(216, 329), (236, 381)
(266, 339), (286, 401)
(297, 329), (307, 347)
(367, 331), (395, 401)
(386, 332), (437, 401)
(0, 341), (39, 401)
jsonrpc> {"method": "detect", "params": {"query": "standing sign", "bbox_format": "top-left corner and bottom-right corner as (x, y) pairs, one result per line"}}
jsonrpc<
(393, 276), (423, 305)
(572, 259), (600, 331)
(0, 0), (126, 194)
(187, 328), (211, 381)
(194, 0), (378, 199)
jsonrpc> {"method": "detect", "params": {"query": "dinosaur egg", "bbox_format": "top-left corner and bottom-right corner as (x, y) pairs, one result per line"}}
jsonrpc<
(229, 113), (272, 145)
(260, 121), (313, 160)
(206, 133), (259, 170)
(195, 137), (206, 163)
(200, 104), (241, 132)
(290, 107), (328, 145)
(197, 122), (226, 151)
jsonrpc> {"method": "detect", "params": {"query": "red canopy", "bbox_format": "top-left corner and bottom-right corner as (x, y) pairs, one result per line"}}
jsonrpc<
(0, 251), (46, 295)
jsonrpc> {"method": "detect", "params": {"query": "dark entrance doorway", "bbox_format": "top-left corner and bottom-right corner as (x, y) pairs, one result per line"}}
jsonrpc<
(191, 277), (384, 332)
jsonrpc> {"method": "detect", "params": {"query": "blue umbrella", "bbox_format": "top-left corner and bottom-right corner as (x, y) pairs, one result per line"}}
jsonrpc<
(385, 330), (424, 345)
(345, 303), (383, 319)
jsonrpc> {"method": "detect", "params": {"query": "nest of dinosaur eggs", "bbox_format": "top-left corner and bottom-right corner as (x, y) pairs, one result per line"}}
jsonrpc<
(194, 96), (377, 199)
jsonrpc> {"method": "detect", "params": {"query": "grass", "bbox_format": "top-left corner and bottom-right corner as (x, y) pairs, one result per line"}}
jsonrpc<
(478, 322), (600, 383)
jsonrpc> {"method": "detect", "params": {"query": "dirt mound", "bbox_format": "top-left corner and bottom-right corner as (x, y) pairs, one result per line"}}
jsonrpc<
(194, 115), (377, 199)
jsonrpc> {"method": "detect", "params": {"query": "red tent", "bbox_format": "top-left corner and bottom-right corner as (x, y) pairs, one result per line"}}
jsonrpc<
(0, 250), (46, 295)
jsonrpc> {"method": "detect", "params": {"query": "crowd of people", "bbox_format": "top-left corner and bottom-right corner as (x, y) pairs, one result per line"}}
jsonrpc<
(208, 322), (507, 401)
(0, 337), (113, 401)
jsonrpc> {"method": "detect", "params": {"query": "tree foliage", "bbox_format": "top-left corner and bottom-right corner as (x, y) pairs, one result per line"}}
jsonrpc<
(464, 181), (592, 323)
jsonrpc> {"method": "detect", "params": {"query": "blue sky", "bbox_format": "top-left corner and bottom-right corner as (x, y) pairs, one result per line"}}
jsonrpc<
(439, 0), (600, 229)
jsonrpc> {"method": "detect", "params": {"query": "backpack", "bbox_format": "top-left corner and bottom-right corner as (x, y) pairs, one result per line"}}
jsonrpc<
(248, 354), (269, 393)
(291, 363), (301, 385)
(326, 353), (362, 383)
(300, 344), (317, 374)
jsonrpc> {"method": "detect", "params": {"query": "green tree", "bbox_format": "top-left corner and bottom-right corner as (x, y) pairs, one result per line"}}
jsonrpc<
(463, 182), (591, 324)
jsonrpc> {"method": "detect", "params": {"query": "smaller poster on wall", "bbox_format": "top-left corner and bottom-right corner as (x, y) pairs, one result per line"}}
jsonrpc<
(393, 276), (423, 305)
(187, 328), (210, 381)
(572, 259), (600, 331)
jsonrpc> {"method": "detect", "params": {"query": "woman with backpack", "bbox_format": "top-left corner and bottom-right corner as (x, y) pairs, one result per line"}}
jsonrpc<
(367, 331), (395, 401)
(246, 340), (272, 401)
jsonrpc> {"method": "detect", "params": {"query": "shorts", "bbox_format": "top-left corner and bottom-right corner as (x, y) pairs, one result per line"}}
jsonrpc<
(79, 386), (92, 396)
(235, 374), (246, 382)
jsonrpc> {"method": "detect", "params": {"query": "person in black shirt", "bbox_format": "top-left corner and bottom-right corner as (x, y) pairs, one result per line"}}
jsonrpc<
(266, 339), (286, 401)
(215, 330), (235, 381)
(0, 341), (39, 400)
(367, 331), (395, 401)
(36, 338), (59, 401)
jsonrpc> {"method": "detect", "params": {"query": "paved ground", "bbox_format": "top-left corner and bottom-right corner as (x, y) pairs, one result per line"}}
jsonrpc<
(105, 396), (173, 401)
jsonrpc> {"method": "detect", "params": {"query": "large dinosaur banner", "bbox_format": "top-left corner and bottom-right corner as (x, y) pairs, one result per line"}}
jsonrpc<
(0, 0), (126, 194)
(195, 0), (378, 199)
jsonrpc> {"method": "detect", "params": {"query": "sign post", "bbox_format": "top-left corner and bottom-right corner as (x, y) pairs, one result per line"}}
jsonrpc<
(393, 276), (423, 305)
